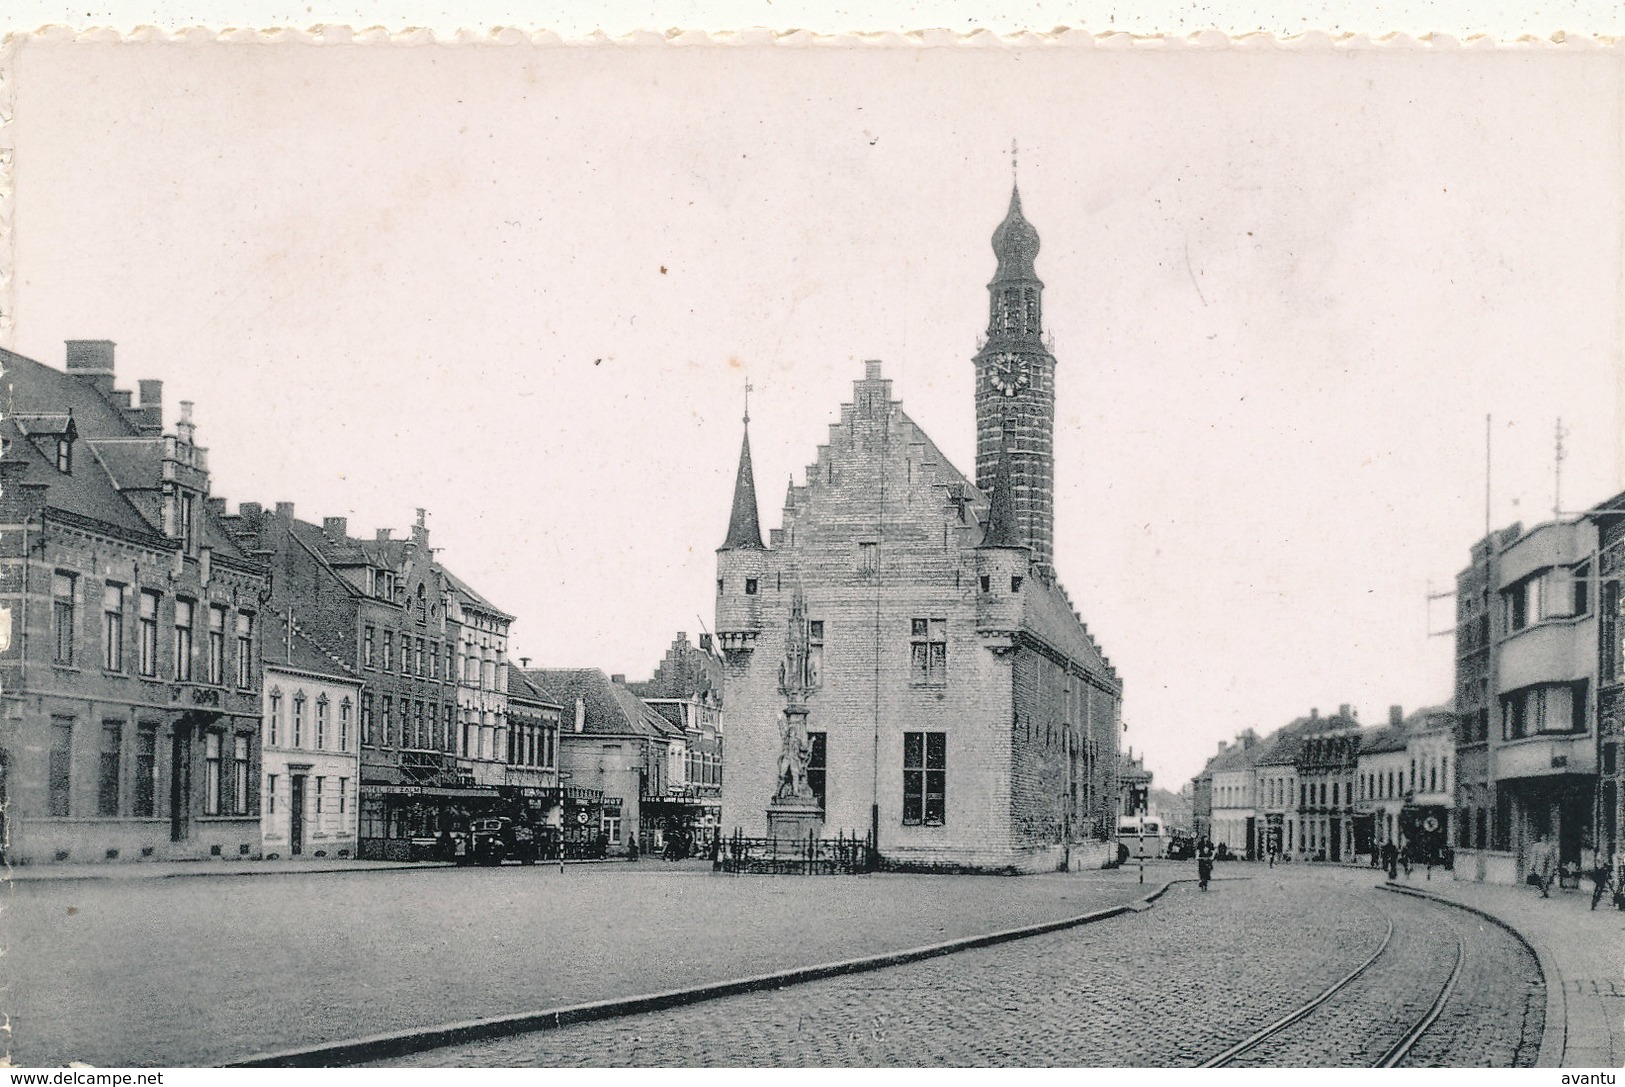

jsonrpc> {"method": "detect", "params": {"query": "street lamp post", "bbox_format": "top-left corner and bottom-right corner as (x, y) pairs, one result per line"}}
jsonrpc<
(1137, 824), (1145, 885)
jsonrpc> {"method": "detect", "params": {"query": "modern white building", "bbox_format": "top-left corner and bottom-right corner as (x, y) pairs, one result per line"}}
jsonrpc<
(261, 615), (363, 859)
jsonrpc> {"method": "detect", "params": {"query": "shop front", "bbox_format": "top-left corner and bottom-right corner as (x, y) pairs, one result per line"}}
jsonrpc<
(1400, 803), (1452, 867)
(561, 785), (607, 859)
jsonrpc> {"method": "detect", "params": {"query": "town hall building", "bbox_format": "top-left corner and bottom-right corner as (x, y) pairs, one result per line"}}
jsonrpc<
(715, 184), (1124, 872)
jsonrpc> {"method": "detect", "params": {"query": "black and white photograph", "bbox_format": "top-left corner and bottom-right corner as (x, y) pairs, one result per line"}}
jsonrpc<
(0, 11), (1622, 1073)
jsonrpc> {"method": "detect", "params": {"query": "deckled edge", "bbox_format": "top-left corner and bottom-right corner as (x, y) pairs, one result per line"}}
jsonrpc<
(1, 27), (1623, 48)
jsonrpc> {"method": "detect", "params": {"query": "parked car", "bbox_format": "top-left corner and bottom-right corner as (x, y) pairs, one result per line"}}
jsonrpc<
(1165, 834), (1196, 861)
(453, 817), (541, 866)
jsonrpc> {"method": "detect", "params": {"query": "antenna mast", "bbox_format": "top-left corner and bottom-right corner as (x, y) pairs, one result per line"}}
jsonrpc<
(1553, 417), (1568, 518)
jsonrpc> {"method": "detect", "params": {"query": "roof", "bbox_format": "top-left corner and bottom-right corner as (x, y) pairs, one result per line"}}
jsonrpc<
(508, 667), (563, 710)
(262, 610), (359, 683)
(0, 348), (249, 560)
(721, 420), (765, 550)
(526, 668), (681, 740)
(440, 564), (514, 622)
(1359, 722), (1410, 756)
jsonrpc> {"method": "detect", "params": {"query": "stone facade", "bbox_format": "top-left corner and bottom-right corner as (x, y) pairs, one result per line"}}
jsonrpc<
(0, 342), (268, 865)
(715, 186), (1122, 874)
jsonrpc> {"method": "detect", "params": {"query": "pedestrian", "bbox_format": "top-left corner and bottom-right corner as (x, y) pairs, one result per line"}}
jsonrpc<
(627, 832), (640, 861)
(1382, 840), (1399, 881)
(1533, 836), (1555, 898)
(1587, 848), (1612, 911)
(1196, 836), (1215, 891)
(1399, 842), (1412, 879)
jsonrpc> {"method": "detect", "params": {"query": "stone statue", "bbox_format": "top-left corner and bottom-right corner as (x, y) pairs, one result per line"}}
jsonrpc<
(775, 712), (811, 800)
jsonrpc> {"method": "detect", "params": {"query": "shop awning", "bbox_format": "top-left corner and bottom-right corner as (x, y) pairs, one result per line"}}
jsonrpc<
(370, 785), (498, 799)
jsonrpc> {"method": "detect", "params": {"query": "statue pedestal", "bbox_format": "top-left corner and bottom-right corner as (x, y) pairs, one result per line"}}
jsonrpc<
(766, 796), (824, 843)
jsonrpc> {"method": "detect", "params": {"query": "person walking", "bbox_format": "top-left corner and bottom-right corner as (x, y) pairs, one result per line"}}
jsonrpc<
(627, 832), (640, 862)
(1533, 836), (1555, 897)
(1381, 840), (1398, 881)
(1587, 848), (1613, 910)
(1196, 836), (1215, 891)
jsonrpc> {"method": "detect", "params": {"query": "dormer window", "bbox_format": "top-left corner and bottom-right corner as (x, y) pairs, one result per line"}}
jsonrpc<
(55, 437), (72, 474)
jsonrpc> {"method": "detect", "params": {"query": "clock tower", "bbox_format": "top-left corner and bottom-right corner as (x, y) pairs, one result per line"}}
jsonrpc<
(974, 181), (1056, 574)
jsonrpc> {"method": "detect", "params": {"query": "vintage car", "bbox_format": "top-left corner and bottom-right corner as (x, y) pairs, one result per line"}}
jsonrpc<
(452, 816), (541, 866)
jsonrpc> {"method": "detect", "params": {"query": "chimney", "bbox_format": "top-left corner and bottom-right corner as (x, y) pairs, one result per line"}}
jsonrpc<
(376, 528), (393, 542)
(519, 656), (531, 668)
(574, 696), (585, 732)
(177, 401), (196, 445)
(275, 502), (295, 522)
(65, 340), (116, 394)
(699, 633), (713, 652)
(137, 380), (163, 433)
(1338, 703), (1351, 719)
(239, 502), (263, 524)
(206, 497), (226, 516)
(611, 673), (626, 685)
(865, 359), (883, 380)
(323, 516), (348, 540)
(1389, 705), (1403, 726)
(1311, 708), (1319, 720)
(412, 508), (429, 547)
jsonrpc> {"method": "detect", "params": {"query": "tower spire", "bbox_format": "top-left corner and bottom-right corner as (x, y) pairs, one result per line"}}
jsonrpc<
(721, 403), (765, 551)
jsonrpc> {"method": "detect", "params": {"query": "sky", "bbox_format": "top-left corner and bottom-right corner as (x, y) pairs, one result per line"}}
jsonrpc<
(5, 39), (1623, 788)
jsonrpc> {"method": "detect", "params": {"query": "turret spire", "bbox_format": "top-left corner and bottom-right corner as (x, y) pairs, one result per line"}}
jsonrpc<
(721, 405), (765, 551)
(981, 417), (1024, 549)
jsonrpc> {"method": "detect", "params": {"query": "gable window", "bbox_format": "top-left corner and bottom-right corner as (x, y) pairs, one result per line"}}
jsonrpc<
(903, 731), (946, 826)
(52, 572), (76, 666)
(102, 583), (125, 672)
(56, 437), (72, 473)
(172, 599), (195, 682)
(909, 618), (947, 686)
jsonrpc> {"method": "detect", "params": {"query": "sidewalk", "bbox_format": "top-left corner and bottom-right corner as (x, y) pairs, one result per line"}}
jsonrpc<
(1387, 872), (1623, 1068)
(1, 855), (628, 882)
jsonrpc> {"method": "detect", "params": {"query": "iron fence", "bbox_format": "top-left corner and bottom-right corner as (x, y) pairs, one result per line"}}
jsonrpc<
(720, 828), (875, 875)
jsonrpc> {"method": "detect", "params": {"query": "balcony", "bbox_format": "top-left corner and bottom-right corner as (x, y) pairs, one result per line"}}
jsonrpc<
(1496, 733), (1596, 780)
(1499, 619), (1594, 692)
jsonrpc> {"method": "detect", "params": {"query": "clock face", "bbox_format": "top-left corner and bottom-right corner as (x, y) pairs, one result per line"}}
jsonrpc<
(988, 353), (1032, 398)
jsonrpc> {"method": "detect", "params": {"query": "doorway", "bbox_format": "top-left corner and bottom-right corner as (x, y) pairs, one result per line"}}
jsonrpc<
(290, 775), (306, 856)
(169, 727), (191, 842)
(1329, 816), (1343, 862)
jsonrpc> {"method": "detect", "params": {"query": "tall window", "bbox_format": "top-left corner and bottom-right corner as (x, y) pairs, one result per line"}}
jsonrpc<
(233, 735), (250, 815)
(316, 696), (328, 750)
(139, 591), (160, 676)
(204, 732), (222, 815)
(208, 605), (227, 685)
(340, 699), (352, 752)
(382, 696), (393, 747)
(415, 637), (425, 676)
(903, 731), (946, 826)
(102, 583), (125, 672)
(382, 632), (393, 672)
(415, 701), (426, 749)
(430, 641), (440, 679)
(807, 732), (827, 809)
(293, 694), (308, 748)
(268, 691), (282, 746)
(361, 693), (374, 747)
(315, 776), (324, 815)
(364, 626), (376, 668)
(49, 716), (74, 815)
(134, 724), (158, 818)
(267, 773), (277, 816)
(56, 436), (72, 473)
(173, 599), (194, 681)
(444, 642), (453, 678)
(236, 613), (255, 688)
(98, 721), (122, 817)
(808, 621), (825, 687)
(52, 572), (76, 665)
(859, 541), (879, 576)
(910, 618), (947, 686)
(339, 777), (348, 815)
(179, 492), (197, 554)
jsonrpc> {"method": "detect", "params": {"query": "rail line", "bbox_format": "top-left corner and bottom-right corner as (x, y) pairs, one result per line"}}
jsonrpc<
(1201, 896), (1467, 1068)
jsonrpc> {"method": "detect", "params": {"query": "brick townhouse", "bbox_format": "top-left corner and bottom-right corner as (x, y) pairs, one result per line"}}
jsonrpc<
(0, 341), (268, 864)
(714, 184), (1124, 872)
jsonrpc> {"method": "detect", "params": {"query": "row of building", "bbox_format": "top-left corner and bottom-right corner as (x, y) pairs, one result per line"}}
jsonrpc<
(2, 180), (1130, 873)
(0, 340), (725, 864)
(1191, 704), (1455, 865)
(1194, 490), (1625, 886)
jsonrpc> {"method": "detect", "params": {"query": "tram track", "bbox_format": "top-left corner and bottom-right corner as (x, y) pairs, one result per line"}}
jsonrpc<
(1201, 889), (1469, 1068)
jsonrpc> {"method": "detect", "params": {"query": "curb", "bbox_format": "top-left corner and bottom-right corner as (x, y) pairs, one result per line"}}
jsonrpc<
(1377, 881), (1562, 1068)
(229, 878), (1181, 1067)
